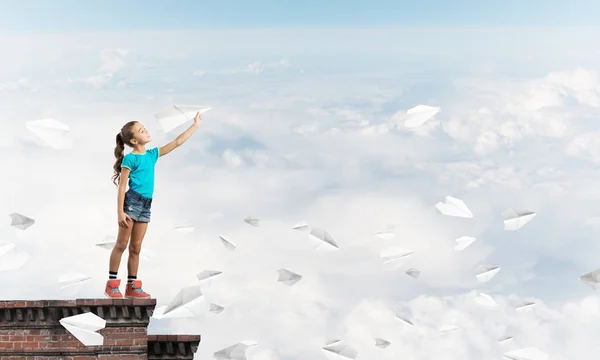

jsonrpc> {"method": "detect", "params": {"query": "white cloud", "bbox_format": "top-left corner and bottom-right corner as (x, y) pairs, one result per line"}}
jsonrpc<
(1, 28), (600, 360)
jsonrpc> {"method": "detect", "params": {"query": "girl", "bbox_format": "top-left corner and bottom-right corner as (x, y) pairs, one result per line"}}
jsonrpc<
(105, 111), (203, 299)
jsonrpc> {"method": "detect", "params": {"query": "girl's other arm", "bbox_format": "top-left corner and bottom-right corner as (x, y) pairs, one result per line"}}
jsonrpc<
(117, 168), (132, 228)
(159, 111), (202, 157)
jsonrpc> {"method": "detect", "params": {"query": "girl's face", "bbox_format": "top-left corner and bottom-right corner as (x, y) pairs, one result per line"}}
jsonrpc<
(130, 122), (152, 145)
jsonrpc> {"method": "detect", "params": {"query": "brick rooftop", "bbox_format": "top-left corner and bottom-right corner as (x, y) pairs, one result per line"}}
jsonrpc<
(0, 299), (201, 360)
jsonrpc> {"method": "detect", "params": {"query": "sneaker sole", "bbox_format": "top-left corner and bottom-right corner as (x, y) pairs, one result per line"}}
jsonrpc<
(124, 295), (152, 299)
(104, 291), (123, 299)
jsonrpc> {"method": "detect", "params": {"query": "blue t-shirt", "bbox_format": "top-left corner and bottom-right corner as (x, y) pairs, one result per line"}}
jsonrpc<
(121, 147), (160, 198)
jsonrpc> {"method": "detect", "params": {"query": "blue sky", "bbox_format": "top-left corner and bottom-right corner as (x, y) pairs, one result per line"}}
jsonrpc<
(0, 0), (599, 32)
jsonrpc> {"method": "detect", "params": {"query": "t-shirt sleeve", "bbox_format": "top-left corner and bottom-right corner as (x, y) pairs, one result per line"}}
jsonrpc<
(121, 154), (134, 170)
(150, 147), (160, 163)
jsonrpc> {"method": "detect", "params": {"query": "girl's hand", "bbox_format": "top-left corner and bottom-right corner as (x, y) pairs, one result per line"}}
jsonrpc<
(193, 111), (202, 127)
(118, 212), (132, 228)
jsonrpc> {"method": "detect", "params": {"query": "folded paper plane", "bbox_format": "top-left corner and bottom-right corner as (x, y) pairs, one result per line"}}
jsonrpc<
(277, 269), (302, 286)
(502, 208), (536, 230)
(435, 196), (473, 218)
(25, 118), (73, 149)
(403, 105), (441, 129)
(59, 312), (106, 346)
(9, 213), (35, 230)
(213, 340), (258, 360)
(155, 105), (211, 133)
(454, 236), (476, 251)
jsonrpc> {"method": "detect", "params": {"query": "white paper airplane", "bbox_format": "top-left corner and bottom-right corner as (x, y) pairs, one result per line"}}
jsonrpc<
(25, 118), (73, 149)
(499, 336), (514, 344)
(502, 208), (536, 230)
(196, 270), (223, 285)
(503, 346), (549, 360)
(218, 235), (237, 251)
(475, 265), (500, 283)
(439, 324), (460, 334)
(395, 314), (414, 326)
(244, 216), (260, 227)
(474, 293), (497, 307)
(59, 312), (106, 346)
(213, 340), (258, 360)
(322, 340), (358, 360)
(405, 268), (420, 279)
(277, 269), (302, 286)
(380, 246), (414, 264)
(374, 338), (391, 348)
(58, 272), (91, 297)
(581, 268), (600, 289)
(515, 301), (536, 312)
(308, 227), (339, 250)
(154, 105), (211, 133)
(454, 236), (476, 251)
(403, 105), (441, 129)
(209, 303), (225, 314)
(292, 221), (309, 231)
(0, 241), (29, 272)
(152, 284), (206, 319)
(9, 213), (35, 230)
(374, 228), (395, 240)
(173, 224), (194, 233)
(435, 196), (473, 218)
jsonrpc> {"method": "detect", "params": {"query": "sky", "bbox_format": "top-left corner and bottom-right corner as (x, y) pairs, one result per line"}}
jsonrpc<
(2, 2), (600, 360)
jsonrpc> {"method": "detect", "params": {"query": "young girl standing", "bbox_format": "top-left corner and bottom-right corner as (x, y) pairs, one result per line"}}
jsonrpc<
(105, 111), (203, 299)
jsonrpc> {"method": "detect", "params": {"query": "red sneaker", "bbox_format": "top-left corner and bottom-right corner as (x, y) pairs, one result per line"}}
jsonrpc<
(104, 279), (123, 298)
(124, 280), (151, 299)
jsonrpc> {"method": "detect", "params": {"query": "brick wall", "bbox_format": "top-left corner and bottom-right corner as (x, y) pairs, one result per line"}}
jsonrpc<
(0, 299), (200, 360)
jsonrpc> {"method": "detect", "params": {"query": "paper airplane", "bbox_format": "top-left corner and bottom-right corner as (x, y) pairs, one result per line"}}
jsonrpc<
(209, 303), (225, 314)
(499, 336), (514, 344)
(153, 284), (206, 319)
(25, 118), (73, 149)
(0, 241), (29, 272)
(277, 269), (302, 286)
(435, 196), (473, 218)
(154, 105), (211, 133)
(403, 105), (441, 129)
(502, 208), (536, 230)
(439, 324), (459, 334)
(58, 272), (91, 297)
(474, 293), (497, 307)
(374, 228), (395, 240)
(395, 314), (414, 326)
(322, 340), (358, 360)
(9, 213), (35, 230)
(243, 216), (260, 227)
(213, 340), (258, 360)
(503, 346), (549, 360)
(515, 301), (536, 312)
(59, 312), (106, 346)
(475, 265), (500, 283)
(454, 236), (476, 251)
(374, 338), (390, 348)
(218, 235), (237, 251)
(380, 246), (414, 264)
(196, 270), (223, 285)
(581, 269), (600, 289)
(308, 227), (339, 250)
(173, 224), (194, 233)
(292, 221), (309, 231)
(405, 268), (420, 279)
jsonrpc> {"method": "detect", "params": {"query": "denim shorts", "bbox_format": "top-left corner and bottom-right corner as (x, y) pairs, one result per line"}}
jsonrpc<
(123, 189), (152, 223)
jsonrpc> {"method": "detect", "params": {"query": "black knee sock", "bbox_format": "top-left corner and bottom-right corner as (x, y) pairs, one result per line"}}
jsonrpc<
(127, 275), (137, 286)
(109, 271), (117, 280)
